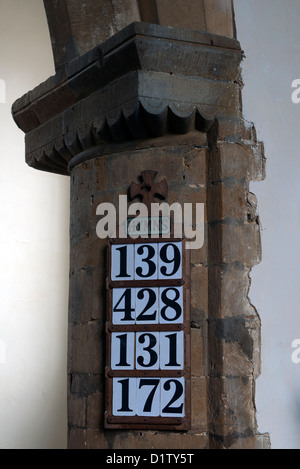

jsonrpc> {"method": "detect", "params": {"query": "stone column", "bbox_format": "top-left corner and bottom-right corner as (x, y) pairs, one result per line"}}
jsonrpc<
(12, 0), (270, 449)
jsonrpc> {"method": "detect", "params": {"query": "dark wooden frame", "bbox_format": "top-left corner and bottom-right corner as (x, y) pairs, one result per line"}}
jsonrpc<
(104, 234), (191, 431)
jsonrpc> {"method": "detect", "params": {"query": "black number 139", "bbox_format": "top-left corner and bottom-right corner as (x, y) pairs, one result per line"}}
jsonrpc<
(112, 242), (182, 280)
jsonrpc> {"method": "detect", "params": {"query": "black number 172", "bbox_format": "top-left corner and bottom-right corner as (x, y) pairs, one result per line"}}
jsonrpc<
(113, 377), (185, 417)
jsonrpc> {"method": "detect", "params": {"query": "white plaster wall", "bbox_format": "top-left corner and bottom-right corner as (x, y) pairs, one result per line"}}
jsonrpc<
(234, 0), (300, 449)
(0, 0), (69, 449)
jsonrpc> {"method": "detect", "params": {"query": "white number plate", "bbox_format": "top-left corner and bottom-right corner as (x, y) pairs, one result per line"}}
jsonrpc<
(111, 242), (182, 281)
(112, 377), (185, 417)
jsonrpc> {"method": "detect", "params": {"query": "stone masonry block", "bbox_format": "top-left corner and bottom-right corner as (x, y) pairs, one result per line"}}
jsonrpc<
(207, 180), (249, 222)
(106, 144), (206, 193)
(68, 395), (86, 428)
(70, 235), (106, 274)
(208, 263), (257, 319)
(69, 267), (105, 324)
(68, 427), (209, 450)
(208, 141), (266, 184)
(190, 264), (208, 318)
(229, 433), (271, 450)
(208, 316), (260, 378)
(69, 321), (104, 374)
(87, 393), (105, 431)
(191, 377), (208, 431)
(208, 376), (257, 439)
(222, 223), (261, 266)
(191, 328), (205, 377)
(70, 373), (102, 396)
(208, 222), (262, 266)
(215, 116), (256, 143)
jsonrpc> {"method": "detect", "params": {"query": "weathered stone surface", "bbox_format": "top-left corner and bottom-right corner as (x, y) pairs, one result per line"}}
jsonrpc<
(87, 393), (105, 430)
(229, 433), (271, 450)
(208, 263), (256, 319)
(70, 373), (102, 395)
(44, 0), (140, 68)
(68, 321), (104, 374)
(67, 139), (209, 446)
(216, 116), (257, 143)
(208, 316), (261, 377)
(142, 0), (235, 38)
(191, 264), (208, 318)
(65, 122), (268, 447)
(208, 141), (266, 184)
(202, 0), (236, 38)
(208, 222), (262, 266)
(43, 0), (236, 70)
(210, 433), (271, 450)
(208, 376), (257, 440)
(69, 267), (105, 324)
(191, 328), (205, 377)
(191, 377), (208, 431)
(68, 395), (86, 428)
(68, 428), (209, 449)
(207, 181), (250, 222)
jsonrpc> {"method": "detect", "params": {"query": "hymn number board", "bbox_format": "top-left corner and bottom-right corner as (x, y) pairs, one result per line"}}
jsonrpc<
(105, 237), (191, 430)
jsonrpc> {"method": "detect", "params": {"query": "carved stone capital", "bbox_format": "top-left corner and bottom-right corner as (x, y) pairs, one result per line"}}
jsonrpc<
(12, 22), (242, 176)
